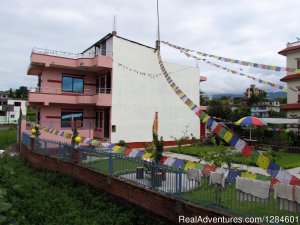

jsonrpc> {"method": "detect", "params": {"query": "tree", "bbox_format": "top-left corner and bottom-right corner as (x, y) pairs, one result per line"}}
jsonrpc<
(246, 92), (267, 107)
(198, 141), (234, 170)
(207, 99), (232, 121)
(15, 86), (28, 99)
(275, 97), (287, 104)
(153, 134), (164, 164)
(231, 106), (250, 122)
(268, 110), (287, 118)
(200, 91), (209, 106)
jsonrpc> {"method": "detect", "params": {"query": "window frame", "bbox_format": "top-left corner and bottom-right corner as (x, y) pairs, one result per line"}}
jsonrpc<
(61, 112), (84, 128)
(61, 75), (84, 93)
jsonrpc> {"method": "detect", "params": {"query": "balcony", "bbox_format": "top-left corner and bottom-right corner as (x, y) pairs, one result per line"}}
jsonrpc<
(27, 48), (112, 75)
(29, 87), (112, 107)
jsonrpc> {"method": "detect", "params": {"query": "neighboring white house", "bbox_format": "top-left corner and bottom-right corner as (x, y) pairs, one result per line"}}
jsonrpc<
(279, 40), (300, 118)
(0, 96), (27, 124)
(251, 101), (280, 118)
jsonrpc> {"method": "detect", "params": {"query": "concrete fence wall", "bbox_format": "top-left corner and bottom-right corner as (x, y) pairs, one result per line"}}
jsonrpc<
(19, 142), (238, 224)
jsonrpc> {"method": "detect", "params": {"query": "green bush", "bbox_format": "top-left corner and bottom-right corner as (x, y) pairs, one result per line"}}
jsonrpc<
(0, 155), (165, 225)
(0, 129), (17, 149)
(118, 140), (126, 147)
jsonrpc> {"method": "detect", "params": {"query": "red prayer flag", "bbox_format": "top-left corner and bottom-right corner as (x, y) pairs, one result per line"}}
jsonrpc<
(290, 175), (300, 186)
(241, 144), (253, 158)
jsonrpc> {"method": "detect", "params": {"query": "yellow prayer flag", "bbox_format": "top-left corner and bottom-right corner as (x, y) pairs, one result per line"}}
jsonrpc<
(112, 145), (121, 151)
(202, 115), (210, 123)
(142, 153), (153, 159)
(223, 131), (233, 143)
(257, 154), (270, 170)
(184, 161), (197, 171)
(241, 172), (256, 179)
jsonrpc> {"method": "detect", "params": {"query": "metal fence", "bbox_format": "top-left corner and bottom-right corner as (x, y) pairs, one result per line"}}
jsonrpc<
(21, 133), (300, 224)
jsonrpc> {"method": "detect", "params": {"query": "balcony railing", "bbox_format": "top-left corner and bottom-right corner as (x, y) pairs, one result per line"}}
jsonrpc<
(30, 87), (111, 95)
(30, 87), (94, 95)
(31, 47), (112, 59)
(287, 40), (300, 48)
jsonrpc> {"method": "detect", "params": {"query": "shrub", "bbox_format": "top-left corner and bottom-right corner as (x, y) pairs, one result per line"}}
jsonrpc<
(118, 140), (126, 147)
(153, 134), (164, 163)
(144, 143), (154, 153)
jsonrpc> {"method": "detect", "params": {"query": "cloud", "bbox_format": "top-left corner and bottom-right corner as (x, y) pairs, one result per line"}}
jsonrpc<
(0, 0), (299, 94)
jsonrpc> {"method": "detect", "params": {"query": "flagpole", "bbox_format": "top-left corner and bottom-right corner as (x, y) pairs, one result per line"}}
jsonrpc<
(156, 0), (160, 50)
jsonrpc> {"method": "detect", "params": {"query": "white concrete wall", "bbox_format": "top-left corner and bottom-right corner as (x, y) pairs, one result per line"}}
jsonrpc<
(110, 36), (200, 143)
(287, 79), (300, 104)
(105, 37), (113, 58)
(286, 51), (300, 75)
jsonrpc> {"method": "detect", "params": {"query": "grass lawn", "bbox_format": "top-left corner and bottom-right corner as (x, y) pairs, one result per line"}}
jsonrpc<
(0, 128), (17, 149)
(183, 178), (296, 219)
(83, 153), (145, 175)
(169, 145), (300, 169)
(0, 155), (165, 225)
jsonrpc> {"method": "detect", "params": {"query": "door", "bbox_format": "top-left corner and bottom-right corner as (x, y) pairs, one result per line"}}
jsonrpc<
(104, 109), (110, 139)
(95, 111), (104, 138)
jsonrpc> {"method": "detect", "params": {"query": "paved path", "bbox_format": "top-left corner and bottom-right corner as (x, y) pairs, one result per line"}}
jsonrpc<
(163, 151), (300, 178)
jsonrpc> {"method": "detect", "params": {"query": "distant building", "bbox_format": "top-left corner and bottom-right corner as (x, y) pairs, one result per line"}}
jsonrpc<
(251, 101), (280, 118)
(244, 84), (265, 100)
(279, 40), (300, 118)
(0, 91), (9, 99)
(0, 92), (27, 124)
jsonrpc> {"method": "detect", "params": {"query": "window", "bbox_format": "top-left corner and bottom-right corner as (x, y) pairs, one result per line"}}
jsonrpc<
(297, 60), (300, 69)
(14, 102), (21, 106)
(96, 72), (111, 94)
(61, 112), (83, 128)
(0, 111), (5, 116)
(62, 76), (84, 93)
(10, 115), (14, 118)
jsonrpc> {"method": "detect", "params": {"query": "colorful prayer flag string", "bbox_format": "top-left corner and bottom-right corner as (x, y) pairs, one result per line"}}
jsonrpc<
(156, 45), (294, 185)
(161, 41), (300, 74)
(164, 42), (292, 92)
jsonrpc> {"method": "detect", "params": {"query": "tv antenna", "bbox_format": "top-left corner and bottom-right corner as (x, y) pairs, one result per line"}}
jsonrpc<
(112, 15), (117, 33)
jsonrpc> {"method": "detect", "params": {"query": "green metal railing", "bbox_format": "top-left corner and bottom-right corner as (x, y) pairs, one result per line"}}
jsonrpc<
(21, 132), (300, 224)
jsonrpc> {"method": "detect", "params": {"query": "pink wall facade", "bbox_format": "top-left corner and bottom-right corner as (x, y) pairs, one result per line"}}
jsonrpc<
(37, 103), (109, 138)
(28, 53), (112, 73)
(29, 68), (112, 106)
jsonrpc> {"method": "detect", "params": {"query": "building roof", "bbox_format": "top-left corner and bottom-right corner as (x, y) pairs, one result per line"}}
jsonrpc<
(82, 33), (156, 54)
(259, 118), (300, 124)
(278, 45), (300, 56)
(281, 103), (300, 110)
(280, 74), (300, 82)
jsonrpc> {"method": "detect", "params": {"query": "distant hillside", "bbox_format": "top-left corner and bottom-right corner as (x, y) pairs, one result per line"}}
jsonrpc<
(266, 91), (287, 99)
(213, 91), (286, 100)
(213, 94), (243, 99)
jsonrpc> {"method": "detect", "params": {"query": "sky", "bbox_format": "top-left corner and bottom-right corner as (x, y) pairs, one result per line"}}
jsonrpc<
(0, 0), (299, 94)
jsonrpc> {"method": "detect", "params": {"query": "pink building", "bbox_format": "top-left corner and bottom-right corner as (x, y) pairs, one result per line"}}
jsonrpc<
(27, 32), (207, 146)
